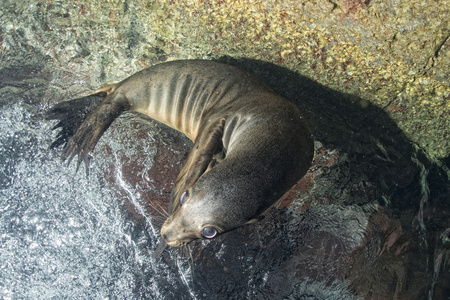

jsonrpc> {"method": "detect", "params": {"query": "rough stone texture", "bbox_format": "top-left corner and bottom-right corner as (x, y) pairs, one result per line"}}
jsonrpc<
(1, 0), (449, 299)
(2, 0), (447, 158)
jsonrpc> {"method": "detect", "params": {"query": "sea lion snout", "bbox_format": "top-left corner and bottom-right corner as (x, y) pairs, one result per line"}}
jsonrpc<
(160, 213), (198, 247)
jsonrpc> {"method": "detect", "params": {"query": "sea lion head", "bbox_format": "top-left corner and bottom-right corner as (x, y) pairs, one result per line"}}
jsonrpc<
(160, 159), (267, 247)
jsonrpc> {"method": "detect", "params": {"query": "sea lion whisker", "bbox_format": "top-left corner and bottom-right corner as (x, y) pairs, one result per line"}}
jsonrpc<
(153, 201), (169, 217)
(182, 244), (195, 280)
(149, 215), (166, 224)
(147, 200), (168, 217)
(145, 201), (169, 220)
(152, 239), (167, 259)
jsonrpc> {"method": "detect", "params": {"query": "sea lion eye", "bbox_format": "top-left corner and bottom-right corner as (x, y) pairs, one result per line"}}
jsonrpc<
(201, 226), (218, 239)
(180, 191), (187, 205)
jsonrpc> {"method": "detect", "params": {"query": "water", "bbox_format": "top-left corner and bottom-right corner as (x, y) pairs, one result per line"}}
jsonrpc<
(0, 101), (194, 299)
(0, 64), (449, 300)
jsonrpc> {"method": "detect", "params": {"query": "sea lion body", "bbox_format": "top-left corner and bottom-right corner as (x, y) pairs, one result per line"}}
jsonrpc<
(47, 60), (314, 251)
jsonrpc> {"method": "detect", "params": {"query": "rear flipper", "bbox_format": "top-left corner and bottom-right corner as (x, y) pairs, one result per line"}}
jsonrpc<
(46, 92), (107, 149)
(46, 91), (130, 174)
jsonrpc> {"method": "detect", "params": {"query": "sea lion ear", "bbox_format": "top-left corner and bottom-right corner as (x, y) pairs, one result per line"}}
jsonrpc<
(169, 118), (225, 214)
(244, 215), (264, 225)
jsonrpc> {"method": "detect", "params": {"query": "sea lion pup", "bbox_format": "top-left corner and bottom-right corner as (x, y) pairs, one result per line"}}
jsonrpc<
(46, 60), (314, 256)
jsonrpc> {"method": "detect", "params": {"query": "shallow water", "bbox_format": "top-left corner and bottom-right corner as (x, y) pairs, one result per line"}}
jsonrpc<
(0, 101), (197, 299)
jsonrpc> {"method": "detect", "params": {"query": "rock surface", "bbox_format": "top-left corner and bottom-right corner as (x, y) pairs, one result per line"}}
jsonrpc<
(1, 0), (449, 299)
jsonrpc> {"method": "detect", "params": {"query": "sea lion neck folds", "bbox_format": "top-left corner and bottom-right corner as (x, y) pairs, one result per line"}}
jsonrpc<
(46, 60), (314, 256)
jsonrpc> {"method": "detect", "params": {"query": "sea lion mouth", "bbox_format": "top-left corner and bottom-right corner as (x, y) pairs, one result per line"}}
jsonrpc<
(152, 237), (190, 258)
(166, 240), (188, 247)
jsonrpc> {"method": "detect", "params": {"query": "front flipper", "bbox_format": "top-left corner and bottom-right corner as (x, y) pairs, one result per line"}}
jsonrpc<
(168, 118), (225, 214)
(47, 91), (130, 175)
